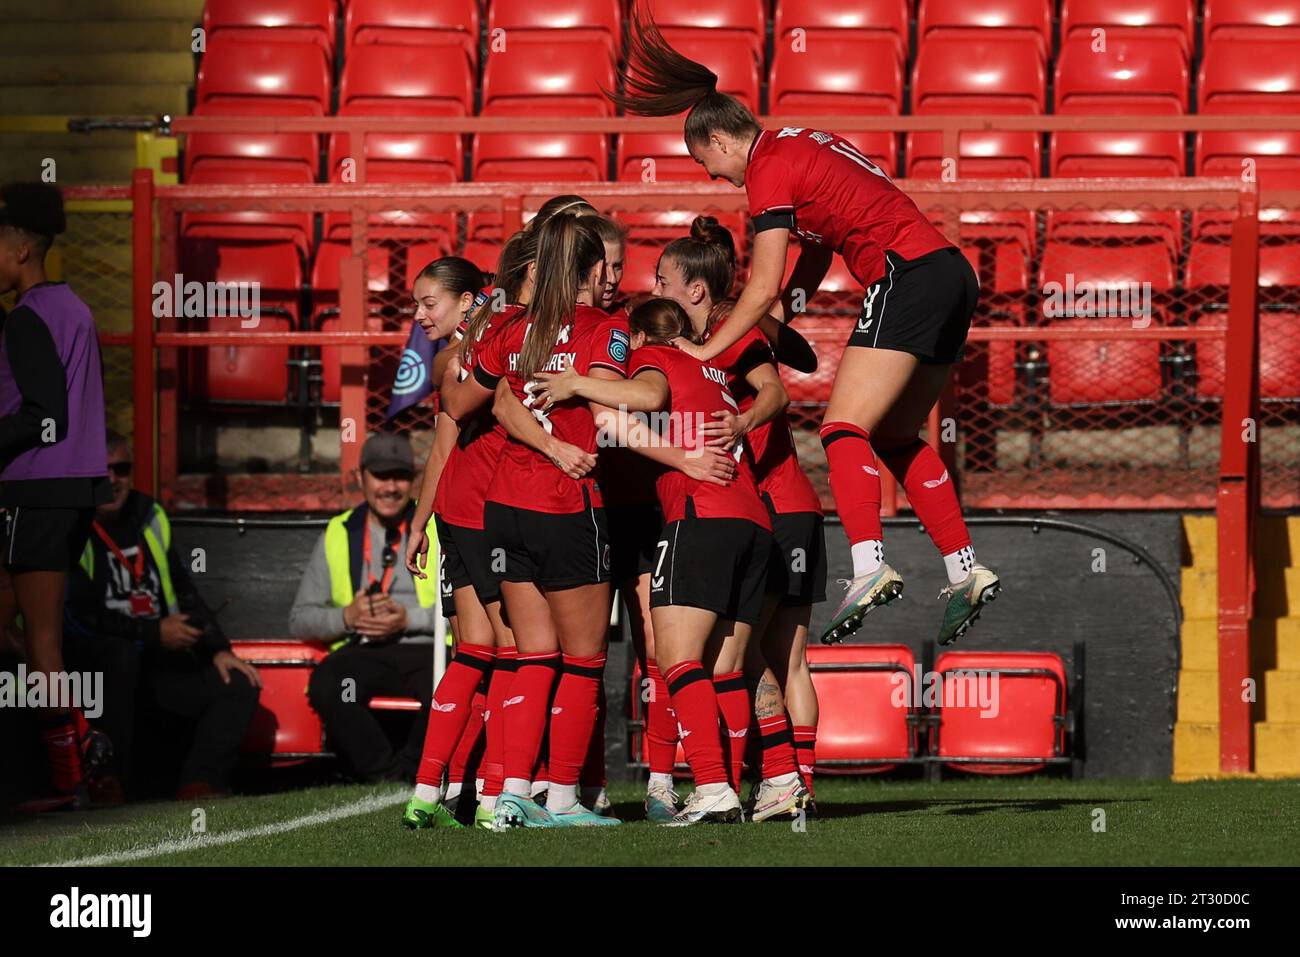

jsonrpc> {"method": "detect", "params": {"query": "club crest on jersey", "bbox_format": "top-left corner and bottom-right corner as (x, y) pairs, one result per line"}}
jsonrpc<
(607, 328), (630, 364)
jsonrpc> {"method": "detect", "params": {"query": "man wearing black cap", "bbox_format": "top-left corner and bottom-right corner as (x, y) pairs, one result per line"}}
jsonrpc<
(289, 433), (441, 781)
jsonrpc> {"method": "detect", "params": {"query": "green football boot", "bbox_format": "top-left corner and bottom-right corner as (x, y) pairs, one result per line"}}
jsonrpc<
(402, 795), (463, 830)
(936, 564), (1002, 645)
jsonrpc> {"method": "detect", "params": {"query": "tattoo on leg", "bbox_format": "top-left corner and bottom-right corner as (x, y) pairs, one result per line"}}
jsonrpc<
(755, 678), (782, 719)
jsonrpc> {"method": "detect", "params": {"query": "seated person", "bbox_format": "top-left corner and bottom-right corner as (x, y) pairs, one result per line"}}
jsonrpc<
(66, 431), (262, 800)
(289, 432), (440, 782)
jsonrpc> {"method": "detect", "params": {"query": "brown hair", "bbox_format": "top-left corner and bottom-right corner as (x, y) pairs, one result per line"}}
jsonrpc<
(589, 214), (626, 249)
(532, 194), (596, 229)
(605, 5), (761, 150)
(517, 214), (606, 380)
(629, 297), (689, 345)
(662, 214), (737, 304)
(415, 256), (485, 299)
(459, 230), (534, 365)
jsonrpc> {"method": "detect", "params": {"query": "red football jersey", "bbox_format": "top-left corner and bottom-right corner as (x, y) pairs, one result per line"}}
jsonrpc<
(596, 306), (660, 507)
(746, 127), (951, 287)
(627, 344), (771, 529)
(433, 311), (509, 529)
(710, 324), (823, 517)
(475, 303), (630, 514)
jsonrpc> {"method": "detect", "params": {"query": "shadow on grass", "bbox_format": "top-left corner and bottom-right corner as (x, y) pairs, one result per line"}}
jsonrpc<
(818, 796), (1152, 819)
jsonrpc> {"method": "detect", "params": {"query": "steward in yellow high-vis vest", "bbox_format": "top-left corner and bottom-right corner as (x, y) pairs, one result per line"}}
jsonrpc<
(287, 430), (445, 781)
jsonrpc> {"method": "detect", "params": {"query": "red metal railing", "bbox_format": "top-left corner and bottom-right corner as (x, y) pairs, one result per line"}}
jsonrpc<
(79, 157), (1267, 771)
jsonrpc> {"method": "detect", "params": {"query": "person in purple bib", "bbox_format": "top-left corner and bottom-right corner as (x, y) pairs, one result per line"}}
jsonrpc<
(0, 182), (111, 808)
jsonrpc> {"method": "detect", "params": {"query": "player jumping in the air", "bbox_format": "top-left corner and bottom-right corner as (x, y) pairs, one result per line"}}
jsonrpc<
(607, 6), (1002, 646)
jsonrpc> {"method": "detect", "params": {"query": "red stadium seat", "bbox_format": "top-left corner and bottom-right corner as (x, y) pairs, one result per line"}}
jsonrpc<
(474, 35), (614, 181)
(908, 34), (1046, 178)
(203, 0), (337, 59)
(917, 0), (1053, 60)
(195, 38), (332, 115)
(768, 36), (903, 176)
(345, 0), (480, 65)
(487, 0), (622, 59)
(1038, 241), (1170, 405)
(232, 640), (330, 761)
(1056, 30), (1190, 112)
(806, 644), (920, 773)
(646, 0), (766, 60)
(338, 42), (472, 115)
(773, 0), (910, 62)
(1051, 101), (1186, 178)
(184, 127), (319, 185)
(181, 164), (315, 256)
(1204, 0), (1300, 39)
(1051, 30), (1189, 178)
(1197, 36), (1300, 112)
(1186, 241), (1300, 401)
(1060, 0), (1196, 57)
(1045, 208), (1184, 258)
(930, 651), (1068, 775)
(180, 240), (300, 404)
(1193, 312), (1300, 401)
(617, 32), (759, 182)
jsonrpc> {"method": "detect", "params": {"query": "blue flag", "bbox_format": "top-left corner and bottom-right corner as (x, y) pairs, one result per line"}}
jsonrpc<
(385, 323), (447, 421)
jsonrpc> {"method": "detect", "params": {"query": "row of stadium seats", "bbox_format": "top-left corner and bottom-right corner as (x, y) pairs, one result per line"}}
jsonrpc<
(232, 638), (1080, 776)
(183, 227), (1300, 408)
(632, 645), (1078, 776)
(188, 26), (1300, 185)
(202, 0), (1300, 63)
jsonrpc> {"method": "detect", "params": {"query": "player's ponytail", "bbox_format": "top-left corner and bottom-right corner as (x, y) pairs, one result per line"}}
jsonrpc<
(518, 214), (605, 381)
(605, 5), (760, 149)
(629, 297), (689, 345)
(459, 230), (534, 366)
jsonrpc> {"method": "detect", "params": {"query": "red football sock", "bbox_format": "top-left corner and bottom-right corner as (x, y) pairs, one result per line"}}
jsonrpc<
(415, 644), (494, 788)
(548, 652), (606, 787)
(502, 651), (561, 785)
(40, 712), (84, 793)
(758, 714), (800, 779)
(580, 680), (608, 789)
(664, 661), (729, 787)
(874, 437), (972, 555)
(792, 725), (818, 794)
(712, 672), (751, 791)
(448, 691), (487, 786)
(644, 661), (678, 775)
(481, 647), (517, 797)
(820, 420), (883, 546)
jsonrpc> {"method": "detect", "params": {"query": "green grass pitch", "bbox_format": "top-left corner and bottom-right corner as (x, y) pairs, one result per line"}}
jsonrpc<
(5, 777), (1297, 867)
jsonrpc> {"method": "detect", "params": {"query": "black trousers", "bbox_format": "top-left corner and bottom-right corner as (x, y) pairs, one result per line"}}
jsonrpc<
(62, 634), (258, 794)
(306, 642), (433, 782)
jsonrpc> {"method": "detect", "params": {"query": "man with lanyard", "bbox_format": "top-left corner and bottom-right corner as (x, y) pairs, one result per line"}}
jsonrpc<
(290, 432), (441, 782)
(66, 432), (262, 800)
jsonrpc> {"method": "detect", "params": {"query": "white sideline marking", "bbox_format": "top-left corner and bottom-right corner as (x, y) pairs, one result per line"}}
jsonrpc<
(37, 789), (408, 868)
